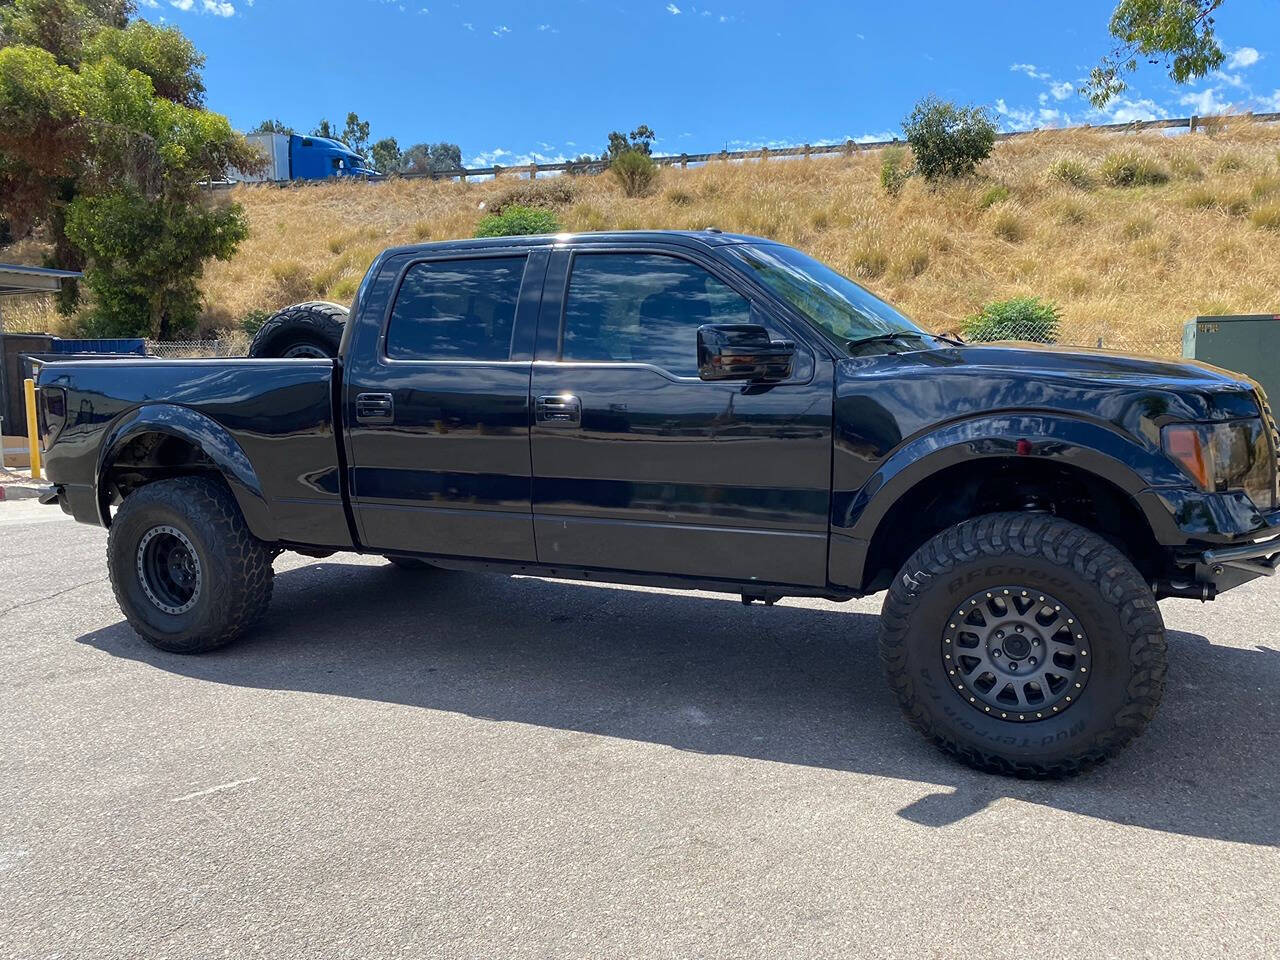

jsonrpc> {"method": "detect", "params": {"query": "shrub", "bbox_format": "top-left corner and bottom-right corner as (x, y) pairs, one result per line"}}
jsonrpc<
(1250, 203), (1280, 231)
(1219, 191), (1251, 217)
(989, 205), (1027, 242)
(239, 308), (270, 335)
(1099, 151), (1168, 187)
(268, 261), (317, 304)
(902, 95), (997, 182)
(1250, 174), (1280, 203)
(1122, 216), (1154, 240)
(962, 296), (1061, 343)
(610, 149), (658, 197)
(474, 205), (561, 238)
(1047, 154), (1092, 189)
(1215, 152), (1247, 173)
(664, 187), (695, 206)
(979, 184), (1009, 208)
(1169, 153), (1203, 180)
(851, 244), (888, 279)
(1050, 197), (1090, 226)
(879, 147), (911, 197)
(491, 178), (577, 214)
(1183, 185), (1216, 209)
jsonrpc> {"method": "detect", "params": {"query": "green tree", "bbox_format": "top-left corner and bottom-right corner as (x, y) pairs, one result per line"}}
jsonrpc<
(603, 124), (655, 160)
(369, 136), (401, 174)
(401, 141), (462, 174)
(903, 96), (996, 182)
(250, 118), (295, 135)
(82, 19), (205, 106)
(341, 110), (370, 155)
(311, 117), (335, 139)
(0, 0), (131, 65)
(0, 1), (262, 333)
(1087, 0), (1227, 108)
(65, 189), (247, 337)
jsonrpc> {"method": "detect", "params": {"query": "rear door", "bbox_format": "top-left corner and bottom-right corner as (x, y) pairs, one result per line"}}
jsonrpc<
(343, 247), (548, 560)
(528, 243), (834, 586)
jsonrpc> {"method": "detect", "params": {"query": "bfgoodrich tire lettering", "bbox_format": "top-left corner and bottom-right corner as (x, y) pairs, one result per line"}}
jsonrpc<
(879, 512), (1167, 778)
(107, 477), (275, 653)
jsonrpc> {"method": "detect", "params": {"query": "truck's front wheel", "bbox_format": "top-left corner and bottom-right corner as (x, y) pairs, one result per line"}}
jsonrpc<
(879, 512), (1166, 777)
(107, 477), (275, 654)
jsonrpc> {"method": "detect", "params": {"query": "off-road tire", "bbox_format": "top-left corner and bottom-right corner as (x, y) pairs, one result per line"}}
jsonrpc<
(880, 512), (1166, 778)
(107, 477), (275, 653)
(385, 556), (439, 571)
(247, 301), (347, 359)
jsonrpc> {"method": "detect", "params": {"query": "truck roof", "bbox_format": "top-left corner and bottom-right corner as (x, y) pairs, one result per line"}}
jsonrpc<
(380, 229), (770, 258)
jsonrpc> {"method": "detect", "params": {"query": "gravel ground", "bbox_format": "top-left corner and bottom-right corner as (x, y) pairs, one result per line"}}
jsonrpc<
(1, 500), (1277, 959)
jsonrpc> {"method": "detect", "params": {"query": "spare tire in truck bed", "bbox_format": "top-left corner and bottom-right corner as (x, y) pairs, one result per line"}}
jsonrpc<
(247, 301), (348, 358)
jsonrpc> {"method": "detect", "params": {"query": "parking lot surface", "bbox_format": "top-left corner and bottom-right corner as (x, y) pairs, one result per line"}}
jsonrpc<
(2, 500), (1277, 958)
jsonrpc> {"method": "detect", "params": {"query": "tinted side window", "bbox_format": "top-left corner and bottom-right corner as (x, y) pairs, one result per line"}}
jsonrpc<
(562, 253), (750, 376)
(387, 256), (526, 361)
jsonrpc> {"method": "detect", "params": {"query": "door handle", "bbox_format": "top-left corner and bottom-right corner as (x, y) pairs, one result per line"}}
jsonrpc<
(535, 394), (581, 426)
(355, 392), (395, 424)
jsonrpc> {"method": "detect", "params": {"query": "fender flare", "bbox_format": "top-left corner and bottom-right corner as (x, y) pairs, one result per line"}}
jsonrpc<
(835, 414), (1183, 584)
(95, 404), (277, 541)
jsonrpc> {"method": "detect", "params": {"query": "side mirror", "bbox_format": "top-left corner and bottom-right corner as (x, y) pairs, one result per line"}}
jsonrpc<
(697, 323), (795, 381)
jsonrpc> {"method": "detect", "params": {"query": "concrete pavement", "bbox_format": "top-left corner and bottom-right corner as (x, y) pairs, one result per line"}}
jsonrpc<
(2, 500), (1277, 958)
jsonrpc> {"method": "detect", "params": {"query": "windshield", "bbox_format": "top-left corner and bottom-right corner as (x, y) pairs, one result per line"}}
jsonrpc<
(729, 243), (928, 347)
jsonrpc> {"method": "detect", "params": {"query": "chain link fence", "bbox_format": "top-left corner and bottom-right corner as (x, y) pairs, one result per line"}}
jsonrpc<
(147, 333), (250, 358)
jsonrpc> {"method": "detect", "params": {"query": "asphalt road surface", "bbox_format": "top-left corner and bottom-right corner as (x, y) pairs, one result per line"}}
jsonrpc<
(2, 500), (1277, 959)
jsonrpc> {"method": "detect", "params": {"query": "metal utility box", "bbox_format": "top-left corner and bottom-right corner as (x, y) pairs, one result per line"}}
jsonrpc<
(1184, 315), (1280, 402)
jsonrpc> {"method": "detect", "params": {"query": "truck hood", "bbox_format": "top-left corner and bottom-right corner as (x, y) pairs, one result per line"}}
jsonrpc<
(939, 341), (1256, 396)
(833, 340), (1266, 460)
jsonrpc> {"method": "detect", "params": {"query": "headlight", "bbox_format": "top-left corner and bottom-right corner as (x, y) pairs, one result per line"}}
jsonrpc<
(1162, 419), (1275, 510)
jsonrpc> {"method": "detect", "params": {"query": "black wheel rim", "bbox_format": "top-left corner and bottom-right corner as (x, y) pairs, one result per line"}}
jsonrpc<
(136, 525), (202, 615)
(282, 342), (329, 358)
(943, 586), (1091, 722)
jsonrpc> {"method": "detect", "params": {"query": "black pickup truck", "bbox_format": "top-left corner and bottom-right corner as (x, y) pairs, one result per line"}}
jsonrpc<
(34, 231), (1280, 777)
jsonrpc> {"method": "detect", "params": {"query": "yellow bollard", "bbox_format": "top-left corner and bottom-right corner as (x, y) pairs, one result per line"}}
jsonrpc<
(24, 377), (42, 480)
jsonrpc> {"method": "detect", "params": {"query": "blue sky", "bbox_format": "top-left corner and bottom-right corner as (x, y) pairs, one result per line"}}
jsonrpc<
(141, 0), (1280, 166)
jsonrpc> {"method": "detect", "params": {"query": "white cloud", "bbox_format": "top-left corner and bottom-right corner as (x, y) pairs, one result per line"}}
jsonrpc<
(1049, 81), (1074, 101)
(1010, 63), (1049, 81)
(491, 24), (509, 36)
(139, 0), (159, 7)
(1105, 97), (1169, 124)
(462, 21), (473, 30)
(1261, 90), (1280, 111)
(666, 3), (681, 13)
(170, 0), (194, 10)
(1179, 87), (1230, 115)
(202, 0), (234, 15)
(995, 98), (1037, 130)
(1227, 46), (1260, 70)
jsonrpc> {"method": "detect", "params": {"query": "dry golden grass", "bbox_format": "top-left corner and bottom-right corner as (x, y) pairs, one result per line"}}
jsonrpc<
(11, 120), (1280, 356)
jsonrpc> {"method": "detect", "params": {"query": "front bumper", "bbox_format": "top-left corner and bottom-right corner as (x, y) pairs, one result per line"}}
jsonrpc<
(1179, 535), (1280, 596)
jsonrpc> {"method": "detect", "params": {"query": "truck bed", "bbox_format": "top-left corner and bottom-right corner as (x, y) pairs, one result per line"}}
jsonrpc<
(37, 358), (349, 548)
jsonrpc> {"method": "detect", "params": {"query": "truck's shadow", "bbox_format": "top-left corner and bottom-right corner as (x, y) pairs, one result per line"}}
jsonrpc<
(76, 561), (1279, 847)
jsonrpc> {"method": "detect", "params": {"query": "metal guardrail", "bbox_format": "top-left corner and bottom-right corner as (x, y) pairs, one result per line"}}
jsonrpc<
(215, 111), (1280, 188)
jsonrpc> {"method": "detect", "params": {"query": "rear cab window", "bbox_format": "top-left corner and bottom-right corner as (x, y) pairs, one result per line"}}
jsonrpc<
(386, 256), (527, 361)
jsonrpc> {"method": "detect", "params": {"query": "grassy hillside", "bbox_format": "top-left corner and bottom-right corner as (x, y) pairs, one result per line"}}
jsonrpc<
(16, 120), (1280, 356)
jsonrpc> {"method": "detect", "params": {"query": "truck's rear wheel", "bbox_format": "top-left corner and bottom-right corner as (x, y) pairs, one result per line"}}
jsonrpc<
(107, 477), (275, 654)
(879, 512), (1166, 778)
(247, 301), (347, 359)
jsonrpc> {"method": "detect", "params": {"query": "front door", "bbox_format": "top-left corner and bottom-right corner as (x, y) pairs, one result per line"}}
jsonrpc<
(529, 246), (833, 586)
(344, 249), (546, 560)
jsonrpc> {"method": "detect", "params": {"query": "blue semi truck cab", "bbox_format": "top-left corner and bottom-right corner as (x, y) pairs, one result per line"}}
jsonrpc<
(239, 132), (376, 182)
